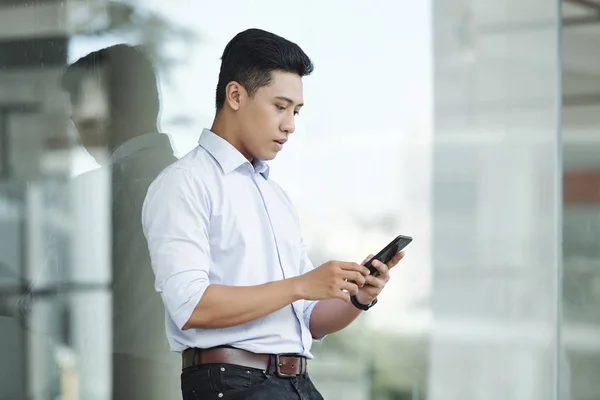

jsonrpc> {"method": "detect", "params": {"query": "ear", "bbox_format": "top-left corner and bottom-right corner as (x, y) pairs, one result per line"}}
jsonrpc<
(225, 81), (247, 111)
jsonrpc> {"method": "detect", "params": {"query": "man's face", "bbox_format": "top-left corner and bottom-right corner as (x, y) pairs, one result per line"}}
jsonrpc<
(236, 71), (304, 161)
(69, 76), (111, 163)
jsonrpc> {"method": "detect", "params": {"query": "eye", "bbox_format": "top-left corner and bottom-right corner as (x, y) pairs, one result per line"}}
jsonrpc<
(276, 105), (286, 111)
(294, 111), (300, 116)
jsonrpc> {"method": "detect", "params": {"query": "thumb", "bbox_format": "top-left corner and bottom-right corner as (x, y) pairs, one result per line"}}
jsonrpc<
(361, 254), (375, 266)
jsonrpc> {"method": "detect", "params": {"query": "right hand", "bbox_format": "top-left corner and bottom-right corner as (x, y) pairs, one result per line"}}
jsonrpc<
(294, 261), (371, 302)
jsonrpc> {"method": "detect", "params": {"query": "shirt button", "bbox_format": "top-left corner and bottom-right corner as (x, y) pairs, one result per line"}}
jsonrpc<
(218, 393), (223, 398)
(220, 367), (225, 372)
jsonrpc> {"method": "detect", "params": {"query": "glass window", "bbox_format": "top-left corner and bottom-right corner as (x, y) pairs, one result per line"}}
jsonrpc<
(0, 1), (572, 399)
(562, 0), (600, 399)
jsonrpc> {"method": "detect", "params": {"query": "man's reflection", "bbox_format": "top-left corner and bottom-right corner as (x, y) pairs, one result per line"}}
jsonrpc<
(60, 44), (179, 399)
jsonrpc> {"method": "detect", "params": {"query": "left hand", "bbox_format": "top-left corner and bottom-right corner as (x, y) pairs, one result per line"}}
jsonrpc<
(354, 251), (405, 306)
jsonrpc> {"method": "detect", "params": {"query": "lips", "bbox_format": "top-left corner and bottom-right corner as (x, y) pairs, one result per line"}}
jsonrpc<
(273, 139), (286, 151)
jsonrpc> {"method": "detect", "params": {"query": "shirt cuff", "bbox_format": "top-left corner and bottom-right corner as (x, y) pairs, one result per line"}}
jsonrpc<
(162, 271), (210, 330)
(303, 300), (327, 342)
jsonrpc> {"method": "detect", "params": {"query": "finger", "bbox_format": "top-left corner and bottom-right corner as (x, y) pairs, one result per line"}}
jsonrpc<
(340, 262), (370, 276)
(340, 281), (359, 296)
(361, 254), (375, 266)
(370, 259), (389, 277)
(334, 287), (351, 302)
(336, 291), (351, 302)
(387, 251), (405, 269)
(364, 275), (385, 289)
(341, 271), (366, 287)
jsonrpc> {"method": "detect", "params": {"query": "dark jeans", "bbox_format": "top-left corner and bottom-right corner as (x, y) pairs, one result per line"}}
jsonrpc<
(181, 363), (324, 400)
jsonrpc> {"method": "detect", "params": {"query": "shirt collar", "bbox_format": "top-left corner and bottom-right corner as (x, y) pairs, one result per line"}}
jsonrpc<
(198, 129), (270, 179)
(109, 132), (173, 164)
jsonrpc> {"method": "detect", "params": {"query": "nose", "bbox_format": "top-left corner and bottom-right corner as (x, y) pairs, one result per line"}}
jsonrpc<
(280, 116), (295, 135)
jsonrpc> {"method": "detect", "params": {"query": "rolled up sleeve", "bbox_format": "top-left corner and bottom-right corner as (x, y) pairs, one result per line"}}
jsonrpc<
(142, 167), (212, 330)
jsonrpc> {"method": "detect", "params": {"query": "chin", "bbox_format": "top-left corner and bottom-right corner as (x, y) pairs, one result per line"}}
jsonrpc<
(255, 150), (277, 161)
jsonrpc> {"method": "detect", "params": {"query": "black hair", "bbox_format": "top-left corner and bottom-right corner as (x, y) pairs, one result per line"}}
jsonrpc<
(60, 44), (160, 125)
(216, 28), (314, 110)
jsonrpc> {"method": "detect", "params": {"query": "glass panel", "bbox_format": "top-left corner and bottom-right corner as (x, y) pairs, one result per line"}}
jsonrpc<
(0, 0), (565, 399)
(562, 0), (600, 399)
(431, 0), (562, 399)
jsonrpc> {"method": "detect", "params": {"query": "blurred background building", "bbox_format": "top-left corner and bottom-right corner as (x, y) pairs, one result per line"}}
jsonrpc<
(0, 0), (599, 399)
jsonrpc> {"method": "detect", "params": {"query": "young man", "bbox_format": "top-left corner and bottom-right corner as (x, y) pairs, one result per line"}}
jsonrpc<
(142, 28), (404, 400)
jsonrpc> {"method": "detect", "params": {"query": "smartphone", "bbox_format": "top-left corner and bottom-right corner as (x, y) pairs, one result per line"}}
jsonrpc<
(365, 235), (412, 275)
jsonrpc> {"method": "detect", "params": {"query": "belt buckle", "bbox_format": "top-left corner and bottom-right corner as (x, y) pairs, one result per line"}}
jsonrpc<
(275, 355), (299, 378)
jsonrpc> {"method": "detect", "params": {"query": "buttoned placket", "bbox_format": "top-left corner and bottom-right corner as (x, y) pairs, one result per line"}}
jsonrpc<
(247, 166), (309, 353)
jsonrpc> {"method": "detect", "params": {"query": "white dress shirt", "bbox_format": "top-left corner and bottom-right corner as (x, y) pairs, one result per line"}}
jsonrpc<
(142, 129), (322, 358)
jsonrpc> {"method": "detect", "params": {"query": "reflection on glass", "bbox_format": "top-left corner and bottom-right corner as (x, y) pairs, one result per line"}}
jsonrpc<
(63, 44), (179, 399)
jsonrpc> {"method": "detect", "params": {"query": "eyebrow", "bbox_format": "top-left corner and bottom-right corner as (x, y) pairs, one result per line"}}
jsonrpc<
(275, 96), (304, 107)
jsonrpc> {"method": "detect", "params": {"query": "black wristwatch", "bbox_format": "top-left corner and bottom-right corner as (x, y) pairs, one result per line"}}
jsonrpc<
(350, 295), (378, 311)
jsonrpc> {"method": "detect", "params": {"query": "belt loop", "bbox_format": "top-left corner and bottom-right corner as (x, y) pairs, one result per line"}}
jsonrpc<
(267, 354), (276, 375)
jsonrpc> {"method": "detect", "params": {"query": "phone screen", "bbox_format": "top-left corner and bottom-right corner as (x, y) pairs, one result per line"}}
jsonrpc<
(365, 235), (412, 275)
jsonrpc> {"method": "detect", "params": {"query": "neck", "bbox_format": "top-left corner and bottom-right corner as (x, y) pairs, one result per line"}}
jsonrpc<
(211, 112), (253, 162)
(109, 122), (157, 151)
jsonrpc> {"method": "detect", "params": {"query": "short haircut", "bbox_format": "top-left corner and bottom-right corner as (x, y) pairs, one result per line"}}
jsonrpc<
(60, 44), (160, 122)
(215, 28), (314, 110)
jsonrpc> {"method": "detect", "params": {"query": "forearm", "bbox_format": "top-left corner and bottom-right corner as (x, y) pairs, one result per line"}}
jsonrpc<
(309, 298), (362, 338)
(182, 279), (302, 330)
